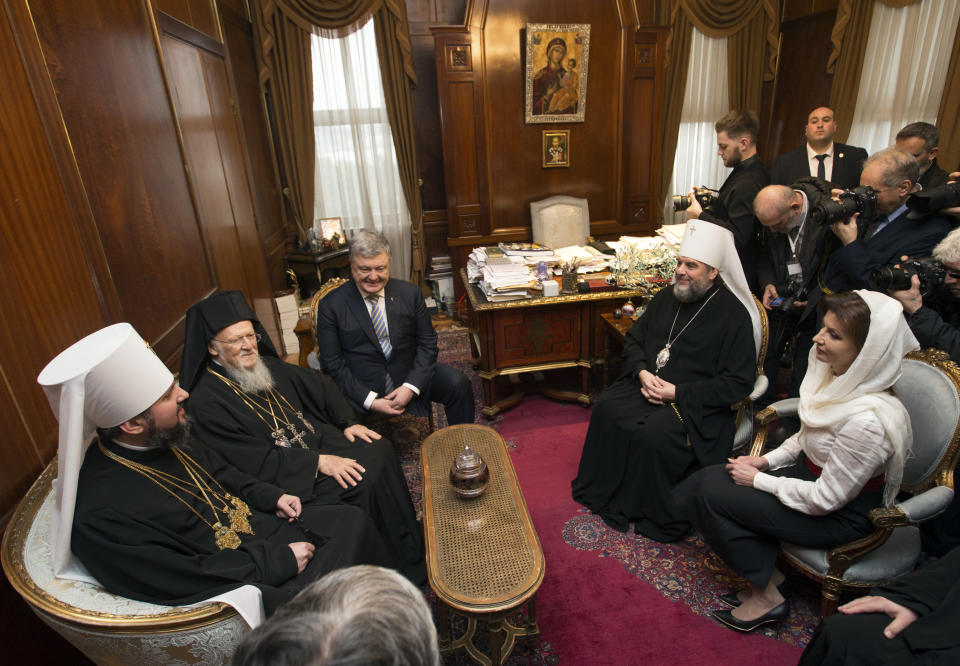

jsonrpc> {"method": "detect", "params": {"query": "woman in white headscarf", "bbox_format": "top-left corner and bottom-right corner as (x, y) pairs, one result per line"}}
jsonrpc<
(681, 290), (919, 632)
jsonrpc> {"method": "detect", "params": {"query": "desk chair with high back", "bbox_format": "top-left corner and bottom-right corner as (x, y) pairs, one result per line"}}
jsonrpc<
(1, 462), (250, 665)
(529, 195), (590, 249)
(748, 349), (960, 617)
(308, 278), (435, 445)
(732, 295), (770, 451)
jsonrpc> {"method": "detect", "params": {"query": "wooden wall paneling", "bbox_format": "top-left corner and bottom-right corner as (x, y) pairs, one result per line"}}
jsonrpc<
(154, 0), (221, 42)
(0, 1), (112, 519)
(219, 1), (290, 294)
(760, 9), (837, 166)
(616, 27), (666, 236)
(433, 28), (487, 240)
(27, 0), (217, 364)
(157, 16), (283, 352)
(480, 1), (623, 235)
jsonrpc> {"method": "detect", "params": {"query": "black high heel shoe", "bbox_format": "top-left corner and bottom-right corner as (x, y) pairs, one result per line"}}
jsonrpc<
(717, 580), (789, 608)
(712, 600), (790, 632)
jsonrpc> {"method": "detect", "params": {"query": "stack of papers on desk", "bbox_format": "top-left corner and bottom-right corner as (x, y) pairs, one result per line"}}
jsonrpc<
(275, 293), (301, 355)
(479, 262), (534, 301)
(555, 245), (610, 273)
(653, 223), (686, 247)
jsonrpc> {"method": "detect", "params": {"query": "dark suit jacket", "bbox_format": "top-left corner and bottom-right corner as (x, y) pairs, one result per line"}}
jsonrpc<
(315, 278), (438, 416)
(823, 209), (951, 292)
(756, 178), (838, 322)
(771, 143), (868, 190)
(918, 157), (949, 192)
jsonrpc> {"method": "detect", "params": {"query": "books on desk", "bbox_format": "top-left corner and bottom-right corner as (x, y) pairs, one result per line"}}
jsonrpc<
(498, 241), (554, 257)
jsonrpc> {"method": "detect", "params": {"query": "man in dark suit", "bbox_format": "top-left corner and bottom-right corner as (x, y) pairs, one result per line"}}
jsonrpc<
(896, 121), (949, 192)
(685, 109), (769, 291)
(316, 230), (474, 425)
(770, 106), (868, 189)
(824, 147), (951, 293)
(754, 178), (838, 402)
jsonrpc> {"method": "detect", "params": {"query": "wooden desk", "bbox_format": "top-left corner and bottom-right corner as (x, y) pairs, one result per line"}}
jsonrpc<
(421, 424), (544, 665)
(460, 269), (643, 416)
(599, 312), (637, 386)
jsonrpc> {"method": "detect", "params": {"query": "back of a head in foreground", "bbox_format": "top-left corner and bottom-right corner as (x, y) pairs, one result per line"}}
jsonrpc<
(230, 565), (440, 666)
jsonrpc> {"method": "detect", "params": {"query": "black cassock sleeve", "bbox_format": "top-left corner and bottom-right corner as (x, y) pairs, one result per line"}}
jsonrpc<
(71, 509), (299, 606)
(876, 547), (960, 652)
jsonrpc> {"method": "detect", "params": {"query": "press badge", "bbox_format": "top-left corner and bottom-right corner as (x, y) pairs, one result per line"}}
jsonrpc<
(787, 262), (802, 277)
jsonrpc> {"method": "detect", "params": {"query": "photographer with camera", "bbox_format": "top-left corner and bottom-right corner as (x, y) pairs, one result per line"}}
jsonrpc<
(823, 148), (951, 294)
(754, 179), (838, 403)
(684, 110), (770, 291)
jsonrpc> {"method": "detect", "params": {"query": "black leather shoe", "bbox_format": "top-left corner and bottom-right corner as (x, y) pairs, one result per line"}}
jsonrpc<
(717, 580), (790, 608)
(712, 601), (790, 632)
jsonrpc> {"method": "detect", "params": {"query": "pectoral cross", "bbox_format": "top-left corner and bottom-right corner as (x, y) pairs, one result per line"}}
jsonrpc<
(296, 411), (316, 434)
(287, 423), (307, 448)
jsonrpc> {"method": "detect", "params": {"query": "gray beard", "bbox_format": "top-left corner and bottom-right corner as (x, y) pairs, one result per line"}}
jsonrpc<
(673, 278), (713, 303)
(224, 358), (276, 394)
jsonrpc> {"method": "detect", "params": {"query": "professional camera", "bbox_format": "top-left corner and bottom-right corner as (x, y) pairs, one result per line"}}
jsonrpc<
(673, 186), (723, 216)
(810, 185), (877, 226)
(906, 182), (960, 216)
(770, 276), (808, 311)
(868, 256), (945, 297)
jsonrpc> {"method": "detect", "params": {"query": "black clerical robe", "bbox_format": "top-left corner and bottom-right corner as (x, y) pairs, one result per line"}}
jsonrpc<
(800, 546), (960, 665)
(572, 282), (755, 541)
(72, 438), (390, 615)
(184, 357), (425, 584)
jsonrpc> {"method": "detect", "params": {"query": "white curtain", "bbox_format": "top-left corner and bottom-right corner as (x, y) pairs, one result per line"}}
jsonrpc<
(846, 0), (960, 155)
(667, 28), (730, 223)
(311, 19), (411, 278)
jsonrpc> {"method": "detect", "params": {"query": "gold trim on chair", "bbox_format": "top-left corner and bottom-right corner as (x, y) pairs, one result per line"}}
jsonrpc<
(1, 460), (236, 630)
(748, 348), (960, 617)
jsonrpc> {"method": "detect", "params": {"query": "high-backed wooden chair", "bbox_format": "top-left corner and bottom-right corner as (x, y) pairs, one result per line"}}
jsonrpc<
(749, 349), (960, 617)
(731, 294), (770, 451)
(1, 462), (250, 665)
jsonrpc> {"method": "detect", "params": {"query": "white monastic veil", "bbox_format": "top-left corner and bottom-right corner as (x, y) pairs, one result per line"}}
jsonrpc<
(797, 290), (919, 506)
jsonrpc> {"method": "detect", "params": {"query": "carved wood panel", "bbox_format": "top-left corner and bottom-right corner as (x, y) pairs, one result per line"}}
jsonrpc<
(493, 305), (581, 367)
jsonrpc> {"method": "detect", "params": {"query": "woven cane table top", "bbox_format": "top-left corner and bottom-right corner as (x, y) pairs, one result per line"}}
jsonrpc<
(421, 424), (545, 614)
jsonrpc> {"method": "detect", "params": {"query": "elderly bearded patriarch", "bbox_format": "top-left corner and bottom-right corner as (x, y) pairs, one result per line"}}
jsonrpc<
(180, 291), (426, 585)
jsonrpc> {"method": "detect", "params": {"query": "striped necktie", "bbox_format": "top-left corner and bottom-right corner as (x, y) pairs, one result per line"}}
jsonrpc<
(366, 295), (394, 392)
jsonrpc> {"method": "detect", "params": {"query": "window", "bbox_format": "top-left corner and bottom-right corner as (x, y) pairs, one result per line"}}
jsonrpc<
(668, 28), (730, 221)
(311, 19), (411, 277)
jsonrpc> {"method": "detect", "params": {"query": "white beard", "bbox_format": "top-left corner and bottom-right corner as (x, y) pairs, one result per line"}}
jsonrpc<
(225, 358), (276, 394)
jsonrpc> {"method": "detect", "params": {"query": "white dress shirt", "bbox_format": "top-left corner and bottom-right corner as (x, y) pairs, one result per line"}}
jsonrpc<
(806, 142), (835, 182)
(752, 411), (893, 515)
(360, 287), (420, 410)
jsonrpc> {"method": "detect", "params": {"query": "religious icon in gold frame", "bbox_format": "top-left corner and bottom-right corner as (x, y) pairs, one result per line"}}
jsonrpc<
(542, 130), (570, 168)
(525, 23), (590, 124)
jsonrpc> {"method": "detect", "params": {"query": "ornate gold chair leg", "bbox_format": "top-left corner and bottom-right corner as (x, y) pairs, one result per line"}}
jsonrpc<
(820, 576), (843, 618)
(488, 614), (506, 665)
(437, 600), (452, 654)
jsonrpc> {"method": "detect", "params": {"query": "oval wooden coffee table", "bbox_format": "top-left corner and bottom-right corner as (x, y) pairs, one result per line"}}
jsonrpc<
(421, 424), (545, 665)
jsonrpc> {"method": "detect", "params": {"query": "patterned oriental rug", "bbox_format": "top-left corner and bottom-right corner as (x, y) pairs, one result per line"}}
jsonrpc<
(395, 327), (815, 665)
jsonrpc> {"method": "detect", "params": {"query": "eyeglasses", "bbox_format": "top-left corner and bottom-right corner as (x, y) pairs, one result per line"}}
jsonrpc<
(214, 332), (261, 347)
(948, 271), (960, 280)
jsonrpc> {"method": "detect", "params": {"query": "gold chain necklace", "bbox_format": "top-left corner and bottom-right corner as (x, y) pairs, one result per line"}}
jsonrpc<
(97, 440), (253, 550)
(207, 367), (316, 448)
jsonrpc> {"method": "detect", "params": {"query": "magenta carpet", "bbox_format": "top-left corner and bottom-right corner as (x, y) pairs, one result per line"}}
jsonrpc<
(420, 328), (814, 664)
(485, 395), (806, 665)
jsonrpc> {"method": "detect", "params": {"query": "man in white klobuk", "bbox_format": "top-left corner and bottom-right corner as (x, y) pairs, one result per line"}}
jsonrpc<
(37, 324), (389, 624)
(572, 221), (761, 541)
